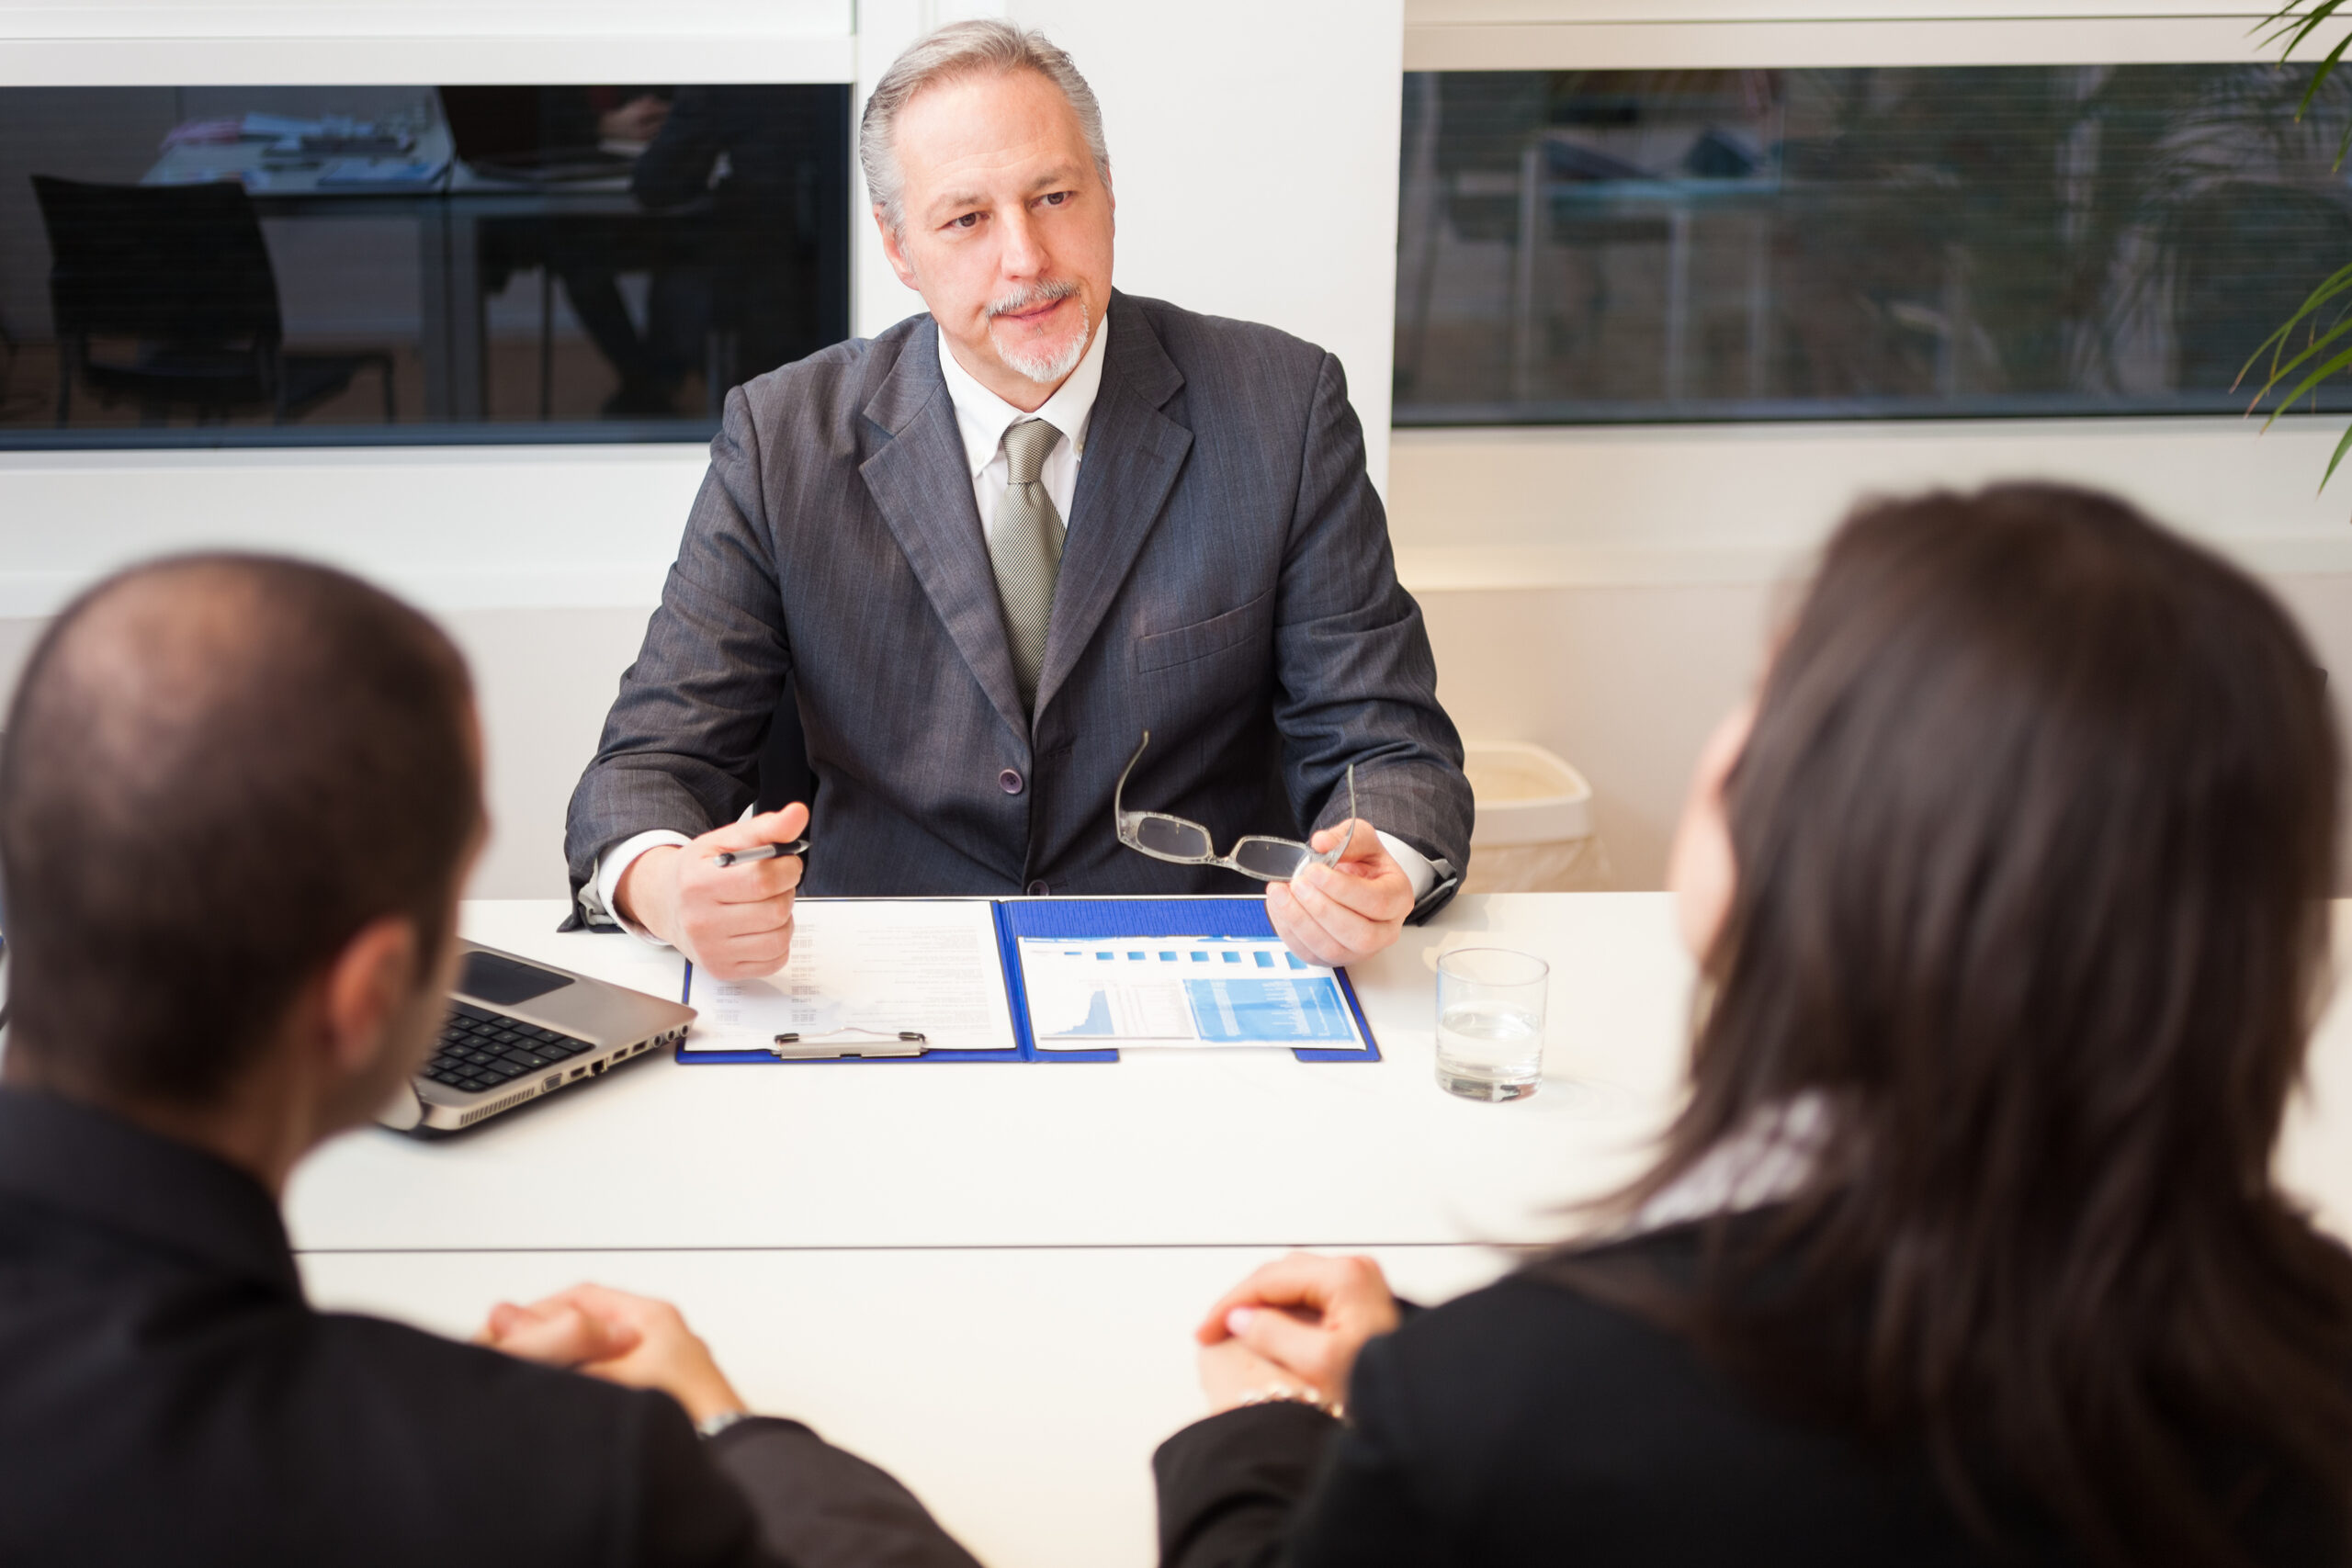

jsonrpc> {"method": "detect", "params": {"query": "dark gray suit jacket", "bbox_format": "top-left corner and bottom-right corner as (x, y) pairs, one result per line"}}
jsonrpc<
(566, 291), (1469, 909)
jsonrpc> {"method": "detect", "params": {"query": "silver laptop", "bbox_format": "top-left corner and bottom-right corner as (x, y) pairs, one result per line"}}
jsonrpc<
(378, 942), (696, 1134)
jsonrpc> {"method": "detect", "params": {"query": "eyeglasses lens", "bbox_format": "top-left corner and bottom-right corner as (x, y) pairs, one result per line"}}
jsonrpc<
(1134, 816), (1216, 861)
(1232, 838), (1312, 880)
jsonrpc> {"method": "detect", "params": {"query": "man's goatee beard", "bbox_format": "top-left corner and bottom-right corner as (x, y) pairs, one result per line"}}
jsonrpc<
(988, 284), (1090, 384)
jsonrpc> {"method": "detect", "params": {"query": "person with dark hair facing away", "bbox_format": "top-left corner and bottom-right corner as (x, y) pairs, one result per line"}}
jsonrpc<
(1155, 483), (2352, 1568)
(0, 556), (982, 1568)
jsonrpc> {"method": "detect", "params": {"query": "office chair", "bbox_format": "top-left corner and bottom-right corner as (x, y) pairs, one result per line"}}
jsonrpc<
(31, 175), (397, 428)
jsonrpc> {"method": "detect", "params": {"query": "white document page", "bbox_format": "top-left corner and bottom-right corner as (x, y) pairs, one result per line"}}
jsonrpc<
(1017, 936), (1368, 1051)
(684, 898), (1018, 1055)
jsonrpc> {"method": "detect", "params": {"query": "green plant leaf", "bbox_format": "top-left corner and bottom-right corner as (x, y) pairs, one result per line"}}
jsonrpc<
(2261, 1), (2352, 157)
(2319, 417), (2352, 493)
(2240, 263), (2352, 386)
(2245, 307), (2352, 393)
(2256, 342), (2352, 429)
(2247, 321), (2352, 409)
(2260, 0), (2352, 59)
(2299, 25), (2352, 117)
(2249, 5), (2352, 497)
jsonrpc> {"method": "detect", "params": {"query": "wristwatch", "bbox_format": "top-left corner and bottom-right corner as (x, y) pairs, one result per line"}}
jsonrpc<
(695, 1409), (754, 1440)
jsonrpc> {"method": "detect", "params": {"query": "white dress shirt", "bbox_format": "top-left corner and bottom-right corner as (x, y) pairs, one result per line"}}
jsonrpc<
(588, 315), (1434, 938)
(939, 314), (1106, 541)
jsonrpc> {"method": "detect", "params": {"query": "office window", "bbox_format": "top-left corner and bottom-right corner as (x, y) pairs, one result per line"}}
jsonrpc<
(1396, 66), (2352, 424)
(0, 85), (850, 447)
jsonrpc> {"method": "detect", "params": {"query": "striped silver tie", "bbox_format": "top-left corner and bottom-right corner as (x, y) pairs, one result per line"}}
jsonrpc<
(990, 417), (1066, 715)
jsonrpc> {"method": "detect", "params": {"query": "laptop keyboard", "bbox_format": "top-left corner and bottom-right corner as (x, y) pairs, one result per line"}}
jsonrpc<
(424, 1002), (595, 1095)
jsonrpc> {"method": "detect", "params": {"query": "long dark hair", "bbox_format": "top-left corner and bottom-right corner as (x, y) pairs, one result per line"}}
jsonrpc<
(1600, 485), (2352, 1562)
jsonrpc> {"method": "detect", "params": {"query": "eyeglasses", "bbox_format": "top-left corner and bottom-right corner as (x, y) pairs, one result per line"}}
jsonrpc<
(1114, 730), (1355, 881)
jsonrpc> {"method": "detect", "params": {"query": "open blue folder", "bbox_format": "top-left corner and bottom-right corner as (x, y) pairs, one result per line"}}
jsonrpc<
(675, 897), (1380, 1066)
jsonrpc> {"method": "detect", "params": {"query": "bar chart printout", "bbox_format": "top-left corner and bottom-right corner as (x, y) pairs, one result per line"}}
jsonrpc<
(1015, 936), (1363, 1050)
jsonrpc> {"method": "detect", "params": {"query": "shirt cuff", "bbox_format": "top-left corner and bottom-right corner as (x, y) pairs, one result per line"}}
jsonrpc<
(1374, 829), (1438, 904)
(589, 829), (695, 946)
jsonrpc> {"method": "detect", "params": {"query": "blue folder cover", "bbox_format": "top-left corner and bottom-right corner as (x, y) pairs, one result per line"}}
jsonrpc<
(675, 897), (1378, 1066)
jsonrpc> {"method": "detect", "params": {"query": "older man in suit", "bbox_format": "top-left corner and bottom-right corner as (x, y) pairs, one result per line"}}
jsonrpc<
(566, 20), (1471, 980)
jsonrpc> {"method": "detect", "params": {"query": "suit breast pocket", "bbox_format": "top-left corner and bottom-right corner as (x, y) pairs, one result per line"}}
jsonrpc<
(1133, 589), (1275, 675)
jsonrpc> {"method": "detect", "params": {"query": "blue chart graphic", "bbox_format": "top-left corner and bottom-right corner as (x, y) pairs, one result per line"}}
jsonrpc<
(1185, 978), (1352, 1043)
(1052, 987), (1117, 1037)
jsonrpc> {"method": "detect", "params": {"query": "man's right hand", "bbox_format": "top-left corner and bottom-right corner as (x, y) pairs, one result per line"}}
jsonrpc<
(614, 803), (809, 980)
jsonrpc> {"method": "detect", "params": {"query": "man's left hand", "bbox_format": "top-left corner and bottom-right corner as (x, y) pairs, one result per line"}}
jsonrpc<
(1266, 819), (1414, 968)
(476, 1283), (748, 1426)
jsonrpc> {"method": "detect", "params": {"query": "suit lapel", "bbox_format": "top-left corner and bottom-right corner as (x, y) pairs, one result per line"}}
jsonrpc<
(858, 327), (1030, 739)
(1035, 295), (1193, 716)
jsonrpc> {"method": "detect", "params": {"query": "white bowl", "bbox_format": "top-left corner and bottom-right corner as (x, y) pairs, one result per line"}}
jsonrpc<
(1464, 742), (1593, 848)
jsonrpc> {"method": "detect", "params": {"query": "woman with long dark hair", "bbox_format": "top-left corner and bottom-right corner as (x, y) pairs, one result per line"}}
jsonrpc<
(1155, 484), (2352, 1567)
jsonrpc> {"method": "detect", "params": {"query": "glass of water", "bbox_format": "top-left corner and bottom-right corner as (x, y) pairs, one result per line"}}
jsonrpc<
(1434, 948), (1549, 1101)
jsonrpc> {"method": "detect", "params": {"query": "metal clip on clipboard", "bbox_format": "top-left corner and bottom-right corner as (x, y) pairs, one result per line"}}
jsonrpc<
(767, 1027), (929, 1060)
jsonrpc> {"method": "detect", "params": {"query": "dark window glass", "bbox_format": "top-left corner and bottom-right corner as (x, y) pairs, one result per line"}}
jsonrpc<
(1396, 66), (2352, 424)
(0, 85), (850, 447)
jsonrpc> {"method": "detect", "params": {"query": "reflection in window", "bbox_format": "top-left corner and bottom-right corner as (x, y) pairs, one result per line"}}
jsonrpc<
(1396, 67), (2352, 424)
(0, 85), (850, 447)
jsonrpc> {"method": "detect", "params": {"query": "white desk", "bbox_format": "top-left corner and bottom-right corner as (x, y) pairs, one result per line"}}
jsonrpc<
(292, 895), (2352, 1568)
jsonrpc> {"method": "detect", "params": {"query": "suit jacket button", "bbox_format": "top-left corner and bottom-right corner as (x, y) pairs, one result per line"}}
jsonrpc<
(1000, 769), (1023, 795)
(1027, 880), (1049, 896)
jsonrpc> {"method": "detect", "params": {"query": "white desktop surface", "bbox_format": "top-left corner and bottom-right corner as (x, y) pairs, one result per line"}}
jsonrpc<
(290, 895), (2352, 1568)
(288, 895), (1697, 1255)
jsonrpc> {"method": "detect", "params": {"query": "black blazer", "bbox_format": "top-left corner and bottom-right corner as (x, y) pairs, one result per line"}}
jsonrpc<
(1154, 1218), (2344, 1568)
(0, 1089), (980, 1568)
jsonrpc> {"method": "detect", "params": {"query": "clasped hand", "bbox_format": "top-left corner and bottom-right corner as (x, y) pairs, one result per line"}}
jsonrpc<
(1194, 1251), (1402, 1416)
(1266, 819), (1414, 970)
(476, 1282), (748, 1427)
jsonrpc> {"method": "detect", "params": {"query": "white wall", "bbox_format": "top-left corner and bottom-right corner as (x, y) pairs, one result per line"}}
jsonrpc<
(0, 0), (1409, 898)
(1002, 0), (1405, 481)
(1393, 417), (2352, 882)
(6, 2), (2352, 895)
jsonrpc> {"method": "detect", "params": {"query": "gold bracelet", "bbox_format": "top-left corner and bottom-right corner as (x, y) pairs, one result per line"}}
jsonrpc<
(1233, 1384), (1344, 1422)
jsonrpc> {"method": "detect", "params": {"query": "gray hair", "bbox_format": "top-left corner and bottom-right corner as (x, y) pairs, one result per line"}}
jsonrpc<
(859, 19), (1112, 236)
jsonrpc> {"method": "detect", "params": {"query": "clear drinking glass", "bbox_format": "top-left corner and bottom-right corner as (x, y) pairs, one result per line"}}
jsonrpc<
(1434, 948), (1549, 1101)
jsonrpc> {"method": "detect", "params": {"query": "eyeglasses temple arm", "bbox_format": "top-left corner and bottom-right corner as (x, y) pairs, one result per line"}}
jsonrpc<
(1114, 730), (1150, 821)
(1320, 764), (1359, 866)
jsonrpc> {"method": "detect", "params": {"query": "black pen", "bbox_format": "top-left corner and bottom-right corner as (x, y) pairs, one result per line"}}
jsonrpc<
(713, 837), (810, 868)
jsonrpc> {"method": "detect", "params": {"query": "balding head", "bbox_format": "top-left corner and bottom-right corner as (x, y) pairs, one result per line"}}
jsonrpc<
(0, 556), (479, 1105)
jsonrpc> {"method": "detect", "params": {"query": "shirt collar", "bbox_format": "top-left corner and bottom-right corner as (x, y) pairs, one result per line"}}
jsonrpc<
(1629, 1091), (1827, 1235)
(0, 1087), (303, 1299)
(935, 309), (1111, 480)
